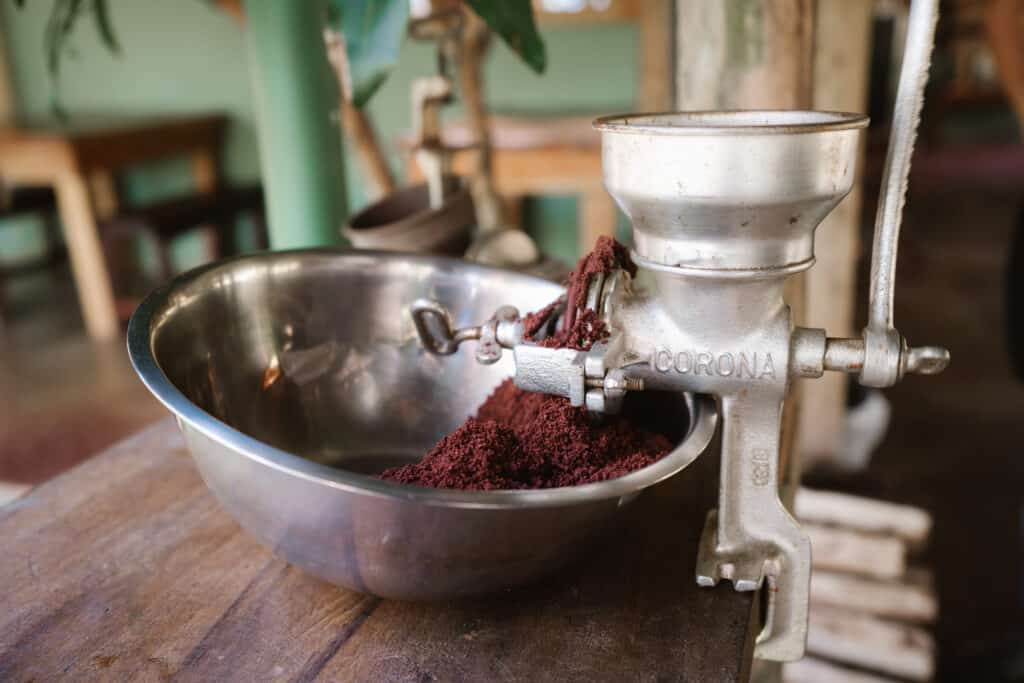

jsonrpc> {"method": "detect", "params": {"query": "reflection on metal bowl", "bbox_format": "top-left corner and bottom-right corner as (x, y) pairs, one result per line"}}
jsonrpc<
(128, 250), (716, 599)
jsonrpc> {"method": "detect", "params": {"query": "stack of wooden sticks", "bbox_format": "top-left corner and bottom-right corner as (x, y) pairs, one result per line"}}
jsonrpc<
(784, 488), (937, 683)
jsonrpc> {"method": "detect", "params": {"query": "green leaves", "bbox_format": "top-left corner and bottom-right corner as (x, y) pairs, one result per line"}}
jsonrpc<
(36, 0), (121, 78)
(14, 0), (121, 118)
(325, 0), (410, 108)
(464, 0), (546, 74)
(92, 0), (120, 54)
(327, 0), (545, 108)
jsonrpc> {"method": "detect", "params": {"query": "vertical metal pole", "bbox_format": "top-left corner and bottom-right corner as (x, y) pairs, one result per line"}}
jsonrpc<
(243, 0), (347, 249)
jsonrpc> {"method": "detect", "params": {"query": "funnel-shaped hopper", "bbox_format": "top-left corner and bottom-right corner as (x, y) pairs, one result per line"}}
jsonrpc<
(595, 111), (868, 276)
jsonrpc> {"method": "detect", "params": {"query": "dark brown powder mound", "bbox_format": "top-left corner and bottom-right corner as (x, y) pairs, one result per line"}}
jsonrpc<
(546, 309), (607, 351)
(521, 297), (563, 341)
(382, 416), (536, 491)
(381, 379), (672, 490)
(560, 235), (636, 338)
(523, 235), (633, 352)
(379, 237), (666, 491)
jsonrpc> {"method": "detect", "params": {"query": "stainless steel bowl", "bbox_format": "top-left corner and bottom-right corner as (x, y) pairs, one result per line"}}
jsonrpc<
(128, 250), (716, 599)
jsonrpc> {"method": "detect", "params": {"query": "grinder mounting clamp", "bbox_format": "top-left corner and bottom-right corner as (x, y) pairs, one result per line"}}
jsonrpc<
(411, 0), (948, 663)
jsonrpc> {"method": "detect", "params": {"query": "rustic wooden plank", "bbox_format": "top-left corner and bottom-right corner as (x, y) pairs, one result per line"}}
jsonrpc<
(810, 570), (938, 623)
(784, 656), (901, 683)
(0, 422), (286, 681)
(796, 488), (932, 546)
(578, 189), (620, 255)
(676, 0), (815, 111)
(797, 0), (873, 468)
(638, 1), (675, 111)
(1, 419), (758, 681)
(804, 524), (906, 580)
(807, 606), (936, 681)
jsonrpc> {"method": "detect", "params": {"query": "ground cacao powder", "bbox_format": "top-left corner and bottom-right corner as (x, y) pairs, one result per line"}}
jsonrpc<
(381, 237), (672, 491)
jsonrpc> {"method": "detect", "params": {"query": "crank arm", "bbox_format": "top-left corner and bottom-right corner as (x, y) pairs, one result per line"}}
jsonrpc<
(695, 393), (810, 662)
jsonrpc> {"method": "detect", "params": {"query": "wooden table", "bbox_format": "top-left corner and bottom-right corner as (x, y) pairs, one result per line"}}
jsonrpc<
(0, 114), (227, 340)
(404, 115), (619, 256)
(0, 419), (757, 681)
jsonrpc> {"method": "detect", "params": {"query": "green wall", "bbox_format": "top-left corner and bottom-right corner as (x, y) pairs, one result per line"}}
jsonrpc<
(0, 1), (636, 265)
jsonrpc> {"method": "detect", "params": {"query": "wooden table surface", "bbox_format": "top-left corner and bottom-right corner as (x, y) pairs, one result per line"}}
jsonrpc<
(0, 419), (756, 682)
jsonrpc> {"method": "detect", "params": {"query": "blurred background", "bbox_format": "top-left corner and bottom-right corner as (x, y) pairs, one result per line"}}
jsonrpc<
(1, 0), (1023, 680)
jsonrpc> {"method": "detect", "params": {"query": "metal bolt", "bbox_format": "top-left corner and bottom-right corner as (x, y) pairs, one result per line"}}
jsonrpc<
(624, 377), (645, 392)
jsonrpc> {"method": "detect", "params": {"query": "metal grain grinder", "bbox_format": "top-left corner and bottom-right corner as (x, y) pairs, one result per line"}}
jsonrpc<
(411, 0), (948, 662)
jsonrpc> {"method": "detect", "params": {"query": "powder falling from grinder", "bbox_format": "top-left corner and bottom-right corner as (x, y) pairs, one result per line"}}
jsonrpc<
(380, 237), (674, 491)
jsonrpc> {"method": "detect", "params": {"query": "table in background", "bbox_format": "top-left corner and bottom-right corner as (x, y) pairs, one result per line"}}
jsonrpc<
(0, 419), (757, 681)
(0, 114), (227, 340)
(404, 114), (620, 257)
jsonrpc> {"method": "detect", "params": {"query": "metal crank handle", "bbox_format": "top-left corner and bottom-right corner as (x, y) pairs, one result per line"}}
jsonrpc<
(410, 299), (522, 364)
(860, 0), (949, 387)
(791, 328), (949, 382)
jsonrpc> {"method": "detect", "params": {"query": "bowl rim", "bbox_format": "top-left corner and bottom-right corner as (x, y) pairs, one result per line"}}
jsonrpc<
(127, 249), (717, 510)
(593, 109), (870, 136)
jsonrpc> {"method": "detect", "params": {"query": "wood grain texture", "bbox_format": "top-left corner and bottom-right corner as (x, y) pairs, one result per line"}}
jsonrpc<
(784, 656), (899, 683)
(803, 525), (906, 581)
(676, 0), (815, 110)
(810, 571), (938, 624)
(638, 1), (675, 111)
(1, 419), (758, 682)
(798, 0), (874, 467)
(807, 605), (935, 681)
(795, 488), (932, 546)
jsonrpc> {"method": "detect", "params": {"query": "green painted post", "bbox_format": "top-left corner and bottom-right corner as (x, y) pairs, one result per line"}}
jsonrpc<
(243, 0), (347, 248)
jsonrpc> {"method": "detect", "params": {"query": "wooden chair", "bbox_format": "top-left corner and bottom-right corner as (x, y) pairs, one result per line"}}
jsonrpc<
(0, 186), (60, 268)
(100, 186), (266, 319)
(0, 186), (61, 328)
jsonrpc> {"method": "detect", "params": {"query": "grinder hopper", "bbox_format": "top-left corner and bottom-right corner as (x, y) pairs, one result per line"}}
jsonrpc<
(597, 110), (865, 276)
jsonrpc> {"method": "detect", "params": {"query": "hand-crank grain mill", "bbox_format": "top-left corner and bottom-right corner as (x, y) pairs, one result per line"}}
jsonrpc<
(412, 0), (949, 661)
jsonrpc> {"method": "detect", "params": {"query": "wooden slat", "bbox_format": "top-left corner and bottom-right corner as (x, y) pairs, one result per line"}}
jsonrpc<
(805, 525), (906, 580)
(796, 488), (932, 546)
(798, 0), (874, 467)
(0, 419), (759, 681)
(807, 606), (936, 681)
(676, 0), (814, 111)
(578, 189), (620, 255)
(810, 571), (938, 623)
(785, 656), (901, 683)
(638, 1), (675, 111)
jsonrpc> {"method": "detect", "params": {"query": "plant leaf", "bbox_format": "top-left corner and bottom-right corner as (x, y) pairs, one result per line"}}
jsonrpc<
(325, 0), (410, 108)
(464, 0), (545, 74)
(36, 0), (115, 119)
(93, 0), (120, 54)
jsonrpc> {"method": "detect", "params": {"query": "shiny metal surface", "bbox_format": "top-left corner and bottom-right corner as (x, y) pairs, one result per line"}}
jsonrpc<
(419, 90), (942, 659)
(432, 110), (872, 661)
(127, 250), (716, 600)
(594, 110), (868, 275)
(860, 0), (950, 387)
